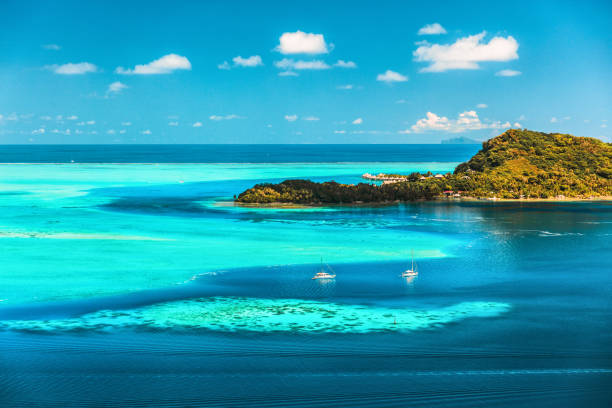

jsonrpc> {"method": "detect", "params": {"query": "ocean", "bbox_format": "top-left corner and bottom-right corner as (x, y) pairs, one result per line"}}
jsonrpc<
(0, 145), (610, 407)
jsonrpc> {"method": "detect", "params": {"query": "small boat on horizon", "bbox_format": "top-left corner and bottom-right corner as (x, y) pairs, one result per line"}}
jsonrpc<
(312, 258), (336, 280)
(401, 250), (418, 278)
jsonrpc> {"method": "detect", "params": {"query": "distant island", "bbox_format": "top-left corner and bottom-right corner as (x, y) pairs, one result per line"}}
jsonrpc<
(235, 129), (612, 204)
(441, 136), (481, 144)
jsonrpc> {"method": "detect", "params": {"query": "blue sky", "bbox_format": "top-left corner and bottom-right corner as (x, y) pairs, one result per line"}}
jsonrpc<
(0, 0), (610, 144)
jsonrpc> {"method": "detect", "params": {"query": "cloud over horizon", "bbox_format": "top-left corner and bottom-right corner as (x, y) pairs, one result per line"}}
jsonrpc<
(376, 70), (408, 83)
(116, 54), (192, 75)
(107, 81), (128, 95)
(48, 62), (98, 75)
(402, 110), (511, 133)
(418, 23), (447, 35)
(496, 69), (522, 77)
(334, 60), (357, 68)
(42, 44), (61, 50)
(276, 31), (329, 54)
(414, 32), (519, 72)
(274, 59), (331, 70)
(219, 55), (264, 69)
(233, 55), (263, 67)
(209, 114), (242, 121)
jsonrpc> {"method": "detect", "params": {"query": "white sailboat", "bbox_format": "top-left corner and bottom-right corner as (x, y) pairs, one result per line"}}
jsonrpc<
(312, 258), (336, 280)
(401, 250), (418, 277)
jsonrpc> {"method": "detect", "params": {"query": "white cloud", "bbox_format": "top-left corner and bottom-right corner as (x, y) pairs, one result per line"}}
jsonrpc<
(276, 31), (329, 55)
(550, 117), (558, 123)
(396, 99), (407, 104)
(121, 121), (132, 126)
(140, 129), (152, 135)
(49, 62), (98, 75)
(75, 129), (83, 134)
(337, 84), (354, 90)
(43, 44), (61, 50)
(119, 129), (126, 134)
(32, 128), (45, 135)
(513, 122), (522, 127)
(192, 121), (203, 127)
(278, 70), (299, 77)
(334, 130), (346, 134)
(86, 120), (95, 125)
(40, 115), (52, 120)
(115, 54), (191, 75)
(418, 23), (447, 35)
(107, 129), (116, 135)
(334, 60), (357, 68)
(350, 130), (390, 135)
(66, 115), (78, 120)
(284, 114), (298, 122)
(274, 58), (330, 70)
(220, 55), (264, 70)
(414, 32), (519, 72)
(495, 69), (521, 77)
(232, 55), (263, 67)
(476, 103), (488, 108)
(602, 124), (608, 128)
(376, 70), (408, 83)
(168, 121), (179, 126)
(404, 110), (512, 133)
(352, 118), (363, 125)
(107, 81), (128, 94)
(209, 114), (242, 121)
(303, 116), (320, 121)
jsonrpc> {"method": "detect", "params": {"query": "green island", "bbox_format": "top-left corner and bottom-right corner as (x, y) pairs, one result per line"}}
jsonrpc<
(235, 129), (612, 204)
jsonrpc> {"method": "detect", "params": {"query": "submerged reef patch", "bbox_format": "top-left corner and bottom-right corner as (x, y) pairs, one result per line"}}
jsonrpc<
(0, 297), (510, 334)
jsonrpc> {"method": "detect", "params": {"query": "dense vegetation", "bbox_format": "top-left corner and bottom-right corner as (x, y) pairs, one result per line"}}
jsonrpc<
(236, 129), (612, 204)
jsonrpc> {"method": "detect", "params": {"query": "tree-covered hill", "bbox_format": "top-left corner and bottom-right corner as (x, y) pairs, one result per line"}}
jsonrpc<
(236, 129), (612, 204)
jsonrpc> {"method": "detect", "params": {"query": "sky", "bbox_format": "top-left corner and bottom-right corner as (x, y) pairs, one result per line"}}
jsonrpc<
(0, 0), (610, 144)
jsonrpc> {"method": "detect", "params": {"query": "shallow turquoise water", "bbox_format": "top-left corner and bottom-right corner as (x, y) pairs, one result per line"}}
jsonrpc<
(0, 162), (459, 305)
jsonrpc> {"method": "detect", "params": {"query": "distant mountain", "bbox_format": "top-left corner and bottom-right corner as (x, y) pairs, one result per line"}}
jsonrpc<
(236, 129), (612, 203)
(441, 136), (481, 144)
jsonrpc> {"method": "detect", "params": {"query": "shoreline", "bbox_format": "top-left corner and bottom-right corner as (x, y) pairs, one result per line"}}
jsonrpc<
(230, 196), (612, 209)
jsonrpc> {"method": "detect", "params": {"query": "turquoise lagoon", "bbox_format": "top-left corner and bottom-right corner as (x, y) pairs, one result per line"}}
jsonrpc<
(0, 162), (461, 306)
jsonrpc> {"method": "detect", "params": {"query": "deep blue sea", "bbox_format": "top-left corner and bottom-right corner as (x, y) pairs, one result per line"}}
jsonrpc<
(0, 144), (480, 163)
(0, 145), (610, 407)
